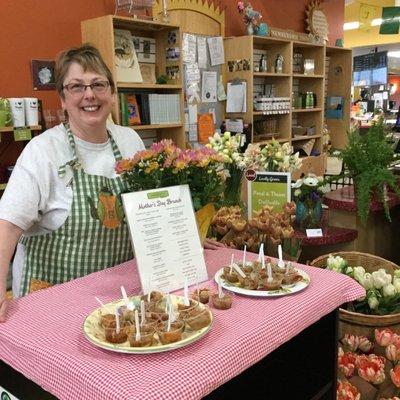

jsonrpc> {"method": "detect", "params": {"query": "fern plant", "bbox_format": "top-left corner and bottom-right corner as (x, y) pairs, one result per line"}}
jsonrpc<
(341, 119), (400, 224)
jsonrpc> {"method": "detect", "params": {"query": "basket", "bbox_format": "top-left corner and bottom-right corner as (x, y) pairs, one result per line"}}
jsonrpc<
(310, 251), (400, 338)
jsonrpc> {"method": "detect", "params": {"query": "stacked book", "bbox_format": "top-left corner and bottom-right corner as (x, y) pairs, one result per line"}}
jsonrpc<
(119, 93), (181, 126)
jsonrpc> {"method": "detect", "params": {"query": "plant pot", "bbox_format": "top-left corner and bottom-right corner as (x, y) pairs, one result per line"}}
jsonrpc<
(295, 199), (323, 230)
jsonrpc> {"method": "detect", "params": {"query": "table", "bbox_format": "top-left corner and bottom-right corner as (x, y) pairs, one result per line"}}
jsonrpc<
(324, 186), (400, 264)
(0, 248), (364, 400)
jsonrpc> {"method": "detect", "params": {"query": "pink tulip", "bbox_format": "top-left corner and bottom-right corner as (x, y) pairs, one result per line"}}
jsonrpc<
(375, 328), (394, 347)
(358, 336), (373, 353)
(338, 352), (357, 378)
(357, 354), (386, 384)
(391, 365), (400, 388)
(337, 380), (361, 400)
(386, 343), (400, 362)
(342, 334), (360, 351)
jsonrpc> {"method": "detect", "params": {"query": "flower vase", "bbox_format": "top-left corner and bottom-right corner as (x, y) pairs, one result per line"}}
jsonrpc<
(246, 24), (254, 35)
(223, 166), (243, 207)
(295, 199), (323, 230)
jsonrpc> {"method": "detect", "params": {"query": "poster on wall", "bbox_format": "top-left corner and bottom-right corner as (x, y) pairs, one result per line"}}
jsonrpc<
(246, 170), (291, 219)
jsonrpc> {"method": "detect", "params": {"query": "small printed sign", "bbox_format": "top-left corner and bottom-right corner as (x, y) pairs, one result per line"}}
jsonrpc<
(13, 127), (32, 142)
(246, 171), (291, 218)
(122, 185), (208, 294)
(0, 386), (20, 400)
(306, 228), (323, 238)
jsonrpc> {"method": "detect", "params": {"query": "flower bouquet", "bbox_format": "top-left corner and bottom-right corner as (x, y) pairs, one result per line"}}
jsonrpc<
(116, 139), (226, 210)
(292, 173), (330, 230)
(338, 330), (400, 399)
(237, 1), (262, 35)
(206, 132), (245, 207)
(243, 139), (302, 173)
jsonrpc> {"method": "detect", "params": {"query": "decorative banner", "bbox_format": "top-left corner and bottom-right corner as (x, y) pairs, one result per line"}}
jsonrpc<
(246, 171), (291, 219)
(380, 7), (400, 34)
(359, 3), (376, 32)
(122, 185), (208, 294)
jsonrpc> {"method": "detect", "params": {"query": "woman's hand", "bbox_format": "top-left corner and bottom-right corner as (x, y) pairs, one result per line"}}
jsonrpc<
(203, 238), (226, 250)
(0, 292), (8, 322)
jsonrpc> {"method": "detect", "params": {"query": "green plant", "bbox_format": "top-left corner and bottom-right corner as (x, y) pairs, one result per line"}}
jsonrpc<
(341, 119), (400, 224)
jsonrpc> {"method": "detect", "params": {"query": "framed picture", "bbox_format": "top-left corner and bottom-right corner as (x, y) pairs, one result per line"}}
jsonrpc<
(139, 63), (156, 84)
(31, 60), (56, 90)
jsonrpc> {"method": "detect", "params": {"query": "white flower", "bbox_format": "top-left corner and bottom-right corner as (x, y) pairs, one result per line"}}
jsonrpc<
(292, 179), (303, 189)
(345, 266), (354, 275)
(353, 266), (366, 282)
(294, 189), (301, 197)
(303, 176), (319, 187)
(372, 269), (392, 289)
(394, 270), (400, 279)
(359, 272), (374, 290)
(394, 277), (400, 293)
(368, 294), (379, 310)
(383, 283), (396, 297)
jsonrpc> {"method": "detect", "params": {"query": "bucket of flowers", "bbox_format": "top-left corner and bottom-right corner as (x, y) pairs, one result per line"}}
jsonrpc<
(291, 173), (331, 230)
(311, 251), (400, 400)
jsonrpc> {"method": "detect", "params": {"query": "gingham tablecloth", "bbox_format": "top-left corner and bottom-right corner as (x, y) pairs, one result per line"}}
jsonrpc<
(0, 248), (364, 400)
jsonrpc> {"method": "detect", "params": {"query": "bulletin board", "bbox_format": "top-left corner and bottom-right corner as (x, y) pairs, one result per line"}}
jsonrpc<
(153, 0), (226, 145)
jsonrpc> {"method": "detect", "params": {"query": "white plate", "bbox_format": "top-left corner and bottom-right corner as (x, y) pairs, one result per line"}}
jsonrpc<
(214, 268), (310, 297)
(83, 295), (213, 354)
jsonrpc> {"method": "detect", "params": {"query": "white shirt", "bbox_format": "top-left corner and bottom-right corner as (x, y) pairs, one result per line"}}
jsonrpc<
(0, 122), (145, 296)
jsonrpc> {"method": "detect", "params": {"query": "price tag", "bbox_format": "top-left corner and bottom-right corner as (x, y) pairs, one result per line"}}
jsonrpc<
(0, 183), (7, 191)
(13, 127), (32, 142)
(306, 228), (323, 238)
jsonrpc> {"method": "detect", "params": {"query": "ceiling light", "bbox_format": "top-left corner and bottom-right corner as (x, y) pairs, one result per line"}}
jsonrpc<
(343, 18), (383, 31)
(344, 21), (359, 30)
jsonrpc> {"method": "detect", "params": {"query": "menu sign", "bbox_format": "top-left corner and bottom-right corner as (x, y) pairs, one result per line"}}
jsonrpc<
(122, 185), (208, 294)
(246, 171), (291, 218)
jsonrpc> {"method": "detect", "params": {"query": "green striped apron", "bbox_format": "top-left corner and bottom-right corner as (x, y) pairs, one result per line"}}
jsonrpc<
(19, 125), (133, 296)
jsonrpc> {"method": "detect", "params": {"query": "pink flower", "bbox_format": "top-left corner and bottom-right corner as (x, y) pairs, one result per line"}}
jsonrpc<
(391, 365), (400, 388)
(358, 336), (374, 353)
(386, 343), (400, 362)
(237, 1), (244, 12)
(342, 334), (360, 351)
(337, 380), (360, 400)
(338, 352), (358, 378)
(375, 328), (394, 347)
(357, 354), (386, 384)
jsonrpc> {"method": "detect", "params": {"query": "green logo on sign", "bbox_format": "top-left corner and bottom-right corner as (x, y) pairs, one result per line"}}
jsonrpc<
(1, 391), (12, 400)
(147, 190), (169, 199)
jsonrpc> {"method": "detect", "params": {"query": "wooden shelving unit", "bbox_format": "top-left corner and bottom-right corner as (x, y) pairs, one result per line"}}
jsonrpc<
(0, 126), (41, 133)
(224, 35), (352, 176)
(81, 15), (185, 147)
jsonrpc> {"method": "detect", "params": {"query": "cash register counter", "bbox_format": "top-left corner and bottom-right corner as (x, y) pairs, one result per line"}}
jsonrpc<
(323, 185), (400, 264)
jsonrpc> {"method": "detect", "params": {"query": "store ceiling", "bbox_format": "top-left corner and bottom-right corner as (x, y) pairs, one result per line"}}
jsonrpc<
(344, 0), (398, 48)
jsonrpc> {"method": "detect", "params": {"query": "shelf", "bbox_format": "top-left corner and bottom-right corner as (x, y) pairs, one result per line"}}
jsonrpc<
(118, 83), (182, 90)
(0, 125), (41, 132)
(254, 138), (289, 145)
(253, 72), (291, 78)
(253, 111), (290, 116)
(112, 16), (179, 31)
(292, 74), (324, 79)
(292, 108), (323, 113)
(131, 123), (183, 130)
(292, 135), (320, 141)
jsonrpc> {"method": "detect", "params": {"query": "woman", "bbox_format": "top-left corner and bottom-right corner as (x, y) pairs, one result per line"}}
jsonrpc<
(0, 44), (147, 322)
(0, 44), (223, 322)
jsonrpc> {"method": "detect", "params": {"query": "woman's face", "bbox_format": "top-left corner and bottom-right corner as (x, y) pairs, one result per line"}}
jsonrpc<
(61, 62), (114, 131)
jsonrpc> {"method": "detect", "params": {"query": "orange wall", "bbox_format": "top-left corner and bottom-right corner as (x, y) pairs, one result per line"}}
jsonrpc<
(0, 0), (344, 111)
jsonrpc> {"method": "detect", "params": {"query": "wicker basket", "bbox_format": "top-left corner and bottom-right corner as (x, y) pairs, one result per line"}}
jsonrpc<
(310, 251), (400, 338)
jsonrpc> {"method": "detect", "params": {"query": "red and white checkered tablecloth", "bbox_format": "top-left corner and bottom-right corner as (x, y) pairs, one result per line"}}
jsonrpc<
(0, 248), (364, 400)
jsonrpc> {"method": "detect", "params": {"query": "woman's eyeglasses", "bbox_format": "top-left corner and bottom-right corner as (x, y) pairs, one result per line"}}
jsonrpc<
(63, 81), (110, 95)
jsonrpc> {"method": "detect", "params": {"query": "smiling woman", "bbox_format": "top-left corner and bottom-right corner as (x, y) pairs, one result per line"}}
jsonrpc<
(0, 44), (147, 321)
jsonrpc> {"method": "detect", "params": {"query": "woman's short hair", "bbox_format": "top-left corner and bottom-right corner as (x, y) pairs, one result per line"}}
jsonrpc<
(55, 43), (115, 98)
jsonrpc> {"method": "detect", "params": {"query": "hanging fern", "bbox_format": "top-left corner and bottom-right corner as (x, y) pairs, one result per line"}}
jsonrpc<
(341, 119), (400, 224)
